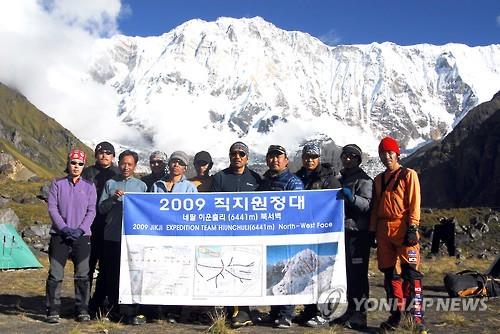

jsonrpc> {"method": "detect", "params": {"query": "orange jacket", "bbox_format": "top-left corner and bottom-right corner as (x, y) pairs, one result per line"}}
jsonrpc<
(369, 167), (421, 232)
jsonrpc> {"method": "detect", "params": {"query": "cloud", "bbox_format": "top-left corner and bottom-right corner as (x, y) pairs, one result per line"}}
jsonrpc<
(319, 29), (342, 46)
(0, 0), (144, 148)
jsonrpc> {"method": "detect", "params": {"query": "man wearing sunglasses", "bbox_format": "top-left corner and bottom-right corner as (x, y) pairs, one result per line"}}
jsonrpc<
(210, 141), (261, 328)
(142, 151), (169, 192)
(82, 141), (120, 319)
(152, 151), (197, 193)
(46, 149), (97, 324)
(189, 150), (214, 192)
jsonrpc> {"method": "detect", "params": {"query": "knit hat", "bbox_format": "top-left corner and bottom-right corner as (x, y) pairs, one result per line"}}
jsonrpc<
(169, 151), (189, 166)
(267, 145), (287, 156)
(229, 142), (249, 156)
(302, 142), (321, 156)
(68, 149), (87, 164)
(342, 144), (363, 159)
(194, 151), (212, 164)
(378, 137), (400, 155)
(149, 150), (168, 162)
(94, 141), (115, 155)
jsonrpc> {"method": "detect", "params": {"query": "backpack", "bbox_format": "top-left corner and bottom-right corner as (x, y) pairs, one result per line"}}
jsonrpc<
(444, 270), (500, 298)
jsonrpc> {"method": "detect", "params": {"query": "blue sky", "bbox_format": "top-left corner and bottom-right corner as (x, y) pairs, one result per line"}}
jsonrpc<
(119, 0), (499, 46)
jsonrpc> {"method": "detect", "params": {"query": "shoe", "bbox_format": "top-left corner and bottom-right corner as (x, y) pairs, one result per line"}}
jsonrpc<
(305, 315), (329, 328)
(231, 310), (253, 328)
(415, 323), (428, 334)
(76, 312), (91, 322)
(380, 312), (401, 331)
(342, 311), (367, 330)
(46, 314), (60, 324)
(127, 314), (146, 325)
(274, 317), (292, 329)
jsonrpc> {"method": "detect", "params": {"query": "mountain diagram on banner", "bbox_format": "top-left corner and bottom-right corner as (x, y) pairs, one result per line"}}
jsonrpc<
(267, 248), (335, 296)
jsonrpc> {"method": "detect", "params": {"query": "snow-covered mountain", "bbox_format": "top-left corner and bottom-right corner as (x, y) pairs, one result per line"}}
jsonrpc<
(88, 16), (500, 157)
(267, 248), (335, 295)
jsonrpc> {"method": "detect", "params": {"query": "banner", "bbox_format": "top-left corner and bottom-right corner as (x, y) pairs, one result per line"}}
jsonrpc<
(120, 189), (346, 310)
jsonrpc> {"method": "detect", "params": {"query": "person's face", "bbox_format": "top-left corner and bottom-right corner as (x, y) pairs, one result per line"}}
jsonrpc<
(379, 150), (399, 170)
(68, 159), (85, 178)
(341, 152), (360, 170)
(229, 150), (248, 169)
(119, 155), (136, 178)
(149, 158), (166, 175)
(95, 150), (114, 168)
(266, 152), (288, 172)
(194, 161), (210, 176)
(169, 159), (187, 177)
(302, 154), (320, 171)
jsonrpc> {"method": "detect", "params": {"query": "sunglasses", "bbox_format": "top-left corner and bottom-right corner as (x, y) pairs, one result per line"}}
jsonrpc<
(341, 152), (360, 159)
(70, 161), (85, 166)
(150, 160), (164, 166)
(303, 154), (319, 160)
(230, 151), (246, 158)
(98, 150), (113, 155)
(170, 159), (187, 167)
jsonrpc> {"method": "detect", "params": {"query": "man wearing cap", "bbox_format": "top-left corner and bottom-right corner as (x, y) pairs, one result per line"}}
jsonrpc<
(99, 150), (148, 325)
(210, 142), (261, 328)
(293, 142), (341, 327)
(369, 137), (425, 332)
(46, 149), (97, 324)
(142, 150), (169, 192)
(330, 144), (373, 330)
(153, 151), (197, 193)
(82, 141), (120, 318)
(259, 145), (304, 329)
(189, 151), (213, 192)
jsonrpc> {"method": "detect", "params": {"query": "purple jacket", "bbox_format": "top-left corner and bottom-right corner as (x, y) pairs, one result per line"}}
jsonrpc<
(48, 176), (97, 236)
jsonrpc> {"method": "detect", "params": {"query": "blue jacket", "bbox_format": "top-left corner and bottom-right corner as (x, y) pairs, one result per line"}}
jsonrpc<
(152, 175), (197, 193)
(99, 175), (147, 241)
(210, 166), (261, 192)
(259, 168), (304, 191)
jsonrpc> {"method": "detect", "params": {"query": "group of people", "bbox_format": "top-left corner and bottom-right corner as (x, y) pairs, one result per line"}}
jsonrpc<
(45, 137), (425, 333)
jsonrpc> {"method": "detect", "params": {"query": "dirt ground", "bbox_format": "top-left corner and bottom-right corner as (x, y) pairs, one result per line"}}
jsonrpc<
(1, 251), (499, 334)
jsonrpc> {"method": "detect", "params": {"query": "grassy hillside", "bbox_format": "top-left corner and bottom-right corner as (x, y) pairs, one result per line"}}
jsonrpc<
(0, 82), (93, 177)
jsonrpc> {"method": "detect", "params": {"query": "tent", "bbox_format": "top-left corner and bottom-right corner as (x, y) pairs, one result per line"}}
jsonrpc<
(0, 223), (42, 269)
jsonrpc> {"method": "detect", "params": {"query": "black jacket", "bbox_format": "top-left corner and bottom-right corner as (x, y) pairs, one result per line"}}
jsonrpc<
(295, 163), (341, 190)
(338, 166), (373, 232)
(210, 166), (261, 192)
(141, 171), (169, 192)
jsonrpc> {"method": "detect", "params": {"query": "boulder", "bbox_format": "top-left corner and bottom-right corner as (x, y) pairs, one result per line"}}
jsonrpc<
(39, 182), (51, 202)
(0, 208), (20, 229)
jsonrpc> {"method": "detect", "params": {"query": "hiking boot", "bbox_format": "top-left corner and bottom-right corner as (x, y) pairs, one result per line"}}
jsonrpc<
(46, 314), (60, 324)
(305, 315), (329, 328)
(127, 314), (146, 325)
(380, 312), (401, 331)
(274, 316), (292, 329)
(342, 311), (367, 330)
(76, 312), (91, 322)
(231, 310), (253, 328)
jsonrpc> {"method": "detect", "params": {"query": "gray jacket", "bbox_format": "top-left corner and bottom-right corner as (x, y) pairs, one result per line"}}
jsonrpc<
(338, 166), (373, 232)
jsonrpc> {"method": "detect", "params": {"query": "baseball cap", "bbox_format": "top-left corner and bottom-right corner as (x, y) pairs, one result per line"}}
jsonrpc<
(267, 145), (287, 156)
(94, 141), (115, 155)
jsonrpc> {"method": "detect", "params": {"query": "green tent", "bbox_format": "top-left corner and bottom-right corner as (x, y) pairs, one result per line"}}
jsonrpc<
(0, 223), (42, 269)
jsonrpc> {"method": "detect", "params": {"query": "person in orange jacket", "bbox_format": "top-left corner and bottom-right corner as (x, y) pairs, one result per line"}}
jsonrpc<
(369, 137), (425, 333)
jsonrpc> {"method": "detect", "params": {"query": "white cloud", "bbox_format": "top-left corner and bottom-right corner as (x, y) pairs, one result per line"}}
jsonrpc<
(319, 29), (341, 46)
(0, 1), (144, 149)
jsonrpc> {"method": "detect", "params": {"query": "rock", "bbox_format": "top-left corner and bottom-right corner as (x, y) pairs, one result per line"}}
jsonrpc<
(22, 222), (51, 239)
(39, 182), (51, 201)
(13, 192), (38, 204)
(423, 208), (433, 214)
(28, 175), (42, 182)
(468, 228), (481, 239)
(0, 208), (20, 229)
(0, 197), (9, 208)
(486, 214), (498, 225)
(475, 222), (489, 234)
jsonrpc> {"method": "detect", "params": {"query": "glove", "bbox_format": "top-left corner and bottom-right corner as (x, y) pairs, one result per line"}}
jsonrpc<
(368, 232), (377, 249)
(68, 228), (84, 241)
(61, 227), (72, 239)
(341, 187), (355, 203)
(404, 224), (419, 246)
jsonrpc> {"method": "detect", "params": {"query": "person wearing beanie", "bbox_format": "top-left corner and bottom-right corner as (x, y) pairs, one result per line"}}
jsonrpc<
(294, 142), (341, 327)
(152, 151), (197, 193)
(46, 149), (97, 324)
(142, 150), (169, 192)
(99, 150), (147, 325)
(259, 144), (304, 329)
(210, 142), (261, 328)
(189, 150), (213, 192)
(370, 137), (425, 333)
(329, 144), (373, 330)
(82, 141), (120, 319)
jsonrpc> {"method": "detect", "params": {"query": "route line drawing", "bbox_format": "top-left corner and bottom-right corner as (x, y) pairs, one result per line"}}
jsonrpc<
(196, 256), (255, 288)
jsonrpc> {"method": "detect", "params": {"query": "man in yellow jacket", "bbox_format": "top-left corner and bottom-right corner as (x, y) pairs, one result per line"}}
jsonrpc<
(369, 137), (425, 333)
